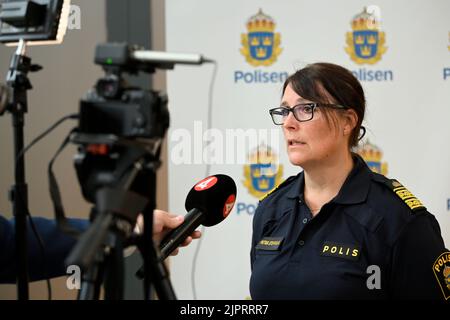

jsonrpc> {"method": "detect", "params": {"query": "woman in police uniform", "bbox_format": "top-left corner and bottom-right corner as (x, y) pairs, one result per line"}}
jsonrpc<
(250, 62), (449, 300)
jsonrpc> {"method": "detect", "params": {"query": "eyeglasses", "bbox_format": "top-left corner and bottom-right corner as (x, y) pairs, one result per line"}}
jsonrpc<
(268, 103), (349, 125)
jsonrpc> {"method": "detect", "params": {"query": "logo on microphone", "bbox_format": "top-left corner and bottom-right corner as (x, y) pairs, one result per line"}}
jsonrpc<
(243, 145), (283, 199)
(223, 194), (236, 218)
(240, 9), (282, 67)
(354, 140), (388, 175)
(194, 176), (218, 191)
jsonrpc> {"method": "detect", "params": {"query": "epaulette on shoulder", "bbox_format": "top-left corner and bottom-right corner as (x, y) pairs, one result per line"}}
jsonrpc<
(374, 176), (426, 213)
(258, 175), (297, 202)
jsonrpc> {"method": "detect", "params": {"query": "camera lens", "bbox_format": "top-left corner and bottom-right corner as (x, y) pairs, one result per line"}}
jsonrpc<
(96, 77), (120, 99)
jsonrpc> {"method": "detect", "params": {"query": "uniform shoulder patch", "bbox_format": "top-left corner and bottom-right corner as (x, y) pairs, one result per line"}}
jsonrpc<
(379, 178), (426, 213)
(432, 252), (450, 300)
(258, 175), (297, 202)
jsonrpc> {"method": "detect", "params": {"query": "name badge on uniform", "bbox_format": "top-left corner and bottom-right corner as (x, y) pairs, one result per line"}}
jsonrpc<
(321, 241), (361, 261)
(256, 237), (284, 251)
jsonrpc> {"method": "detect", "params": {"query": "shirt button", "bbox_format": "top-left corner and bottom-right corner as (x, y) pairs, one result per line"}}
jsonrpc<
(298, 240), (305, 246)
(298, 199), (302, 204)
(302, 218), (308, 224)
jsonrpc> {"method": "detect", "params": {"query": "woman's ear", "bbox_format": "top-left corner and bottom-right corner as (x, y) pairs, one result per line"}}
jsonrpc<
(343, 108), (358, 136)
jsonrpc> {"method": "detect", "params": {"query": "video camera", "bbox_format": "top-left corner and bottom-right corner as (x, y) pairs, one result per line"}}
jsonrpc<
(72, 43), (212, 204)
(77, 43), (170, 141)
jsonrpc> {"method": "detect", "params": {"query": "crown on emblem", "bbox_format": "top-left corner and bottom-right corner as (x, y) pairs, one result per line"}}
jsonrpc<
(256, 47), (267, 58)
(360, 46), (372, 57)
(355, 140), (383, 162)
(444, 266), (450, 278)
(444, 266), (450, 288)
(367, 35), (377, 44)
(351, 7), (380, 31)
(246, 9), (275, 32)
(355, 35), (364, 44)
(258, 178), (270, 190)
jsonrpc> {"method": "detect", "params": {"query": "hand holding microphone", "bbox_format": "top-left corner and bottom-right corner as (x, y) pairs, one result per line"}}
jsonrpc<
(151, 210), (202, 256)
(158, 174), (236, 259)
(136, 174), (237, 278)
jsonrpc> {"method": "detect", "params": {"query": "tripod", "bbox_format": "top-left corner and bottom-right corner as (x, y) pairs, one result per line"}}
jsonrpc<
(1, 39), (43, 300)
(66, 136), (176, 300)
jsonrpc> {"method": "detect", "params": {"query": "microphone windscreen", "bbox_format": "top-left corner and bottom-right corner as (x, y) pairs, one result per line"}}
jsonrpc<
(185, 174), (237, 226)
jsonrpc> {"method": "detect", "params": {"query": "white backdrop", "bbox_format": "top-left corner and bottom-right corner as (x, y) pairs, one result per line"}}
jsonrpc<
(165, 0), (450, 299)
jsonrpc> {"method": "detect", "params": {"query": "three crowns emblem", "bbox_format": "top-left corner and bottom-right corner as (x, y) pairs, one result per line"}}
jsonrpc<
(345, 6), (387, 64)
(240, 9), (282, 66)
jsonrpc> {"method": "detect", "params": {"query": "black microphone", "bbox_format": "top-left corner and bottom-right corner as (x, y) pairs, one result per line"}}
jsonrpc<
(160, 174), (236, 258)
(136, 174), (236, 278)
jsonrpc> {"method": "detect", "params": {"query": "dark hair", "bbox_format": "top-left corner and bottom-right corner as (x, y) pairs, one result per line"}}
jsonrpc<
(282, 62), (365, 148)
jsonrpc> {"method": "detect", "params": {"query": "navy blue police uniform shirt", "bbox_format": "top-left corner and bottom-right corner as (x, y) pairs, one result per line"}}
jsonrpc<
(0, 215), (88, 283)
(250, 154), (450, 300)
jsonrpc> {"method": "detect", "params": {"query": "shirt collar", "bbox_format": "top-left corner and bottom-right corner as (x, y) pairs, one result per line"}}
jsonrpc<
(285, 153), (371, 205)
(333, 153), (371, 205)
(286, 171), (304, 199)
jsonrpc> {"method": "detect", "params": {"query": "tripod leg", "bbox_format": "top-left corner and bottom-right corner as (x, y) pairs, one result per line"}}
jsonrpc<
(147, 240), (177, 300)
(104, 233), (125, 300)
(137, 168), (177, 300)
(78, 252), (105, 300)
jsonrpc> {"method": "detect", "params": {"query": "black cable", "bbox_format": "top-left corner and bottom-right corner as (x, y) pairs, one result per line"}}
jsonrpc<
(15, 114), (79, 165)
(48, 129), (81, 238)
(14, 113), (79, 300)
(191, 61), (217, 300)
